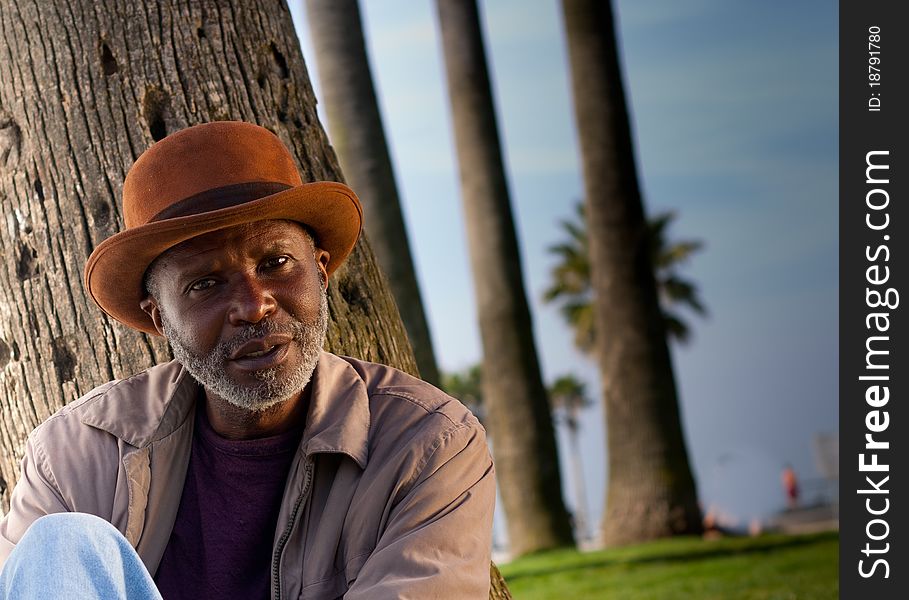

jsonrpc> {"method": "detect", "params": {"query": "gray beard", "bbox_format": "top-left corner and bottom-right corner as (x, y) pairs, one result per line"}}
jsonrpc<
(162, 285), (328, 413)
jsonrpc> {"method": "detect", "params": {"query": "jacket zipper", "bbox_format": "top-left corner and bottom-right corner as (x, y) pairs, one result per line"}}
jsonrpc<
(271, 457), (315, 600)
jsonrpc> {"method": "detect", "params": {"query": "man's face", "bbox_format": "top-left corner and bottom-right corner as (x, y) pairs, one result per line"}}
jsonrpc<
(141, 220), (330, 412)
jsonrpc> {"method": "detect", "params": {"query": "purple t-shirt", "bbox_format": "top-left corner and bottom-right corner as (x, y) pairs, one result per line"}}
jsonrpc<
(154, 402), (304, 600)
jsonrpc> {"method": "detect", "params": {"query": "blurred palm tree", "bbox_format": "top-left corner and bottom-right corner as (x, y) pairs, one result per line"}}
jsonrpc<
(444, 365), (597, 542)
(305, 0), (442, 387)
(560, 0), (702, 545)
(549, 374), (593, 442)
(435, 0), (575, 554)
(442, 364), (484, 423)
(549, 374), (594, 541)
(544, 201), (706, 354)
(649, 211), (708, 342)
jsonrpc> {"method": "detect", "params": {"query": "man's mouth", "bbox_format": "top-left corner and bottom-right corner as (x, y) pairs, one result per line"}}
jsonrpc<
(230, 333), (293, 360)
(242, 345), (278, 359)
(229, 333), (294, 370)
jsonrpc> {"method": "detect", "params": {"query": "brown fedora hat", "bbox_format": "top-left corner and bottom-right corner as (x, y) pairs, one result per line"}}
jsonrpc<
(84, 121), (362, 335)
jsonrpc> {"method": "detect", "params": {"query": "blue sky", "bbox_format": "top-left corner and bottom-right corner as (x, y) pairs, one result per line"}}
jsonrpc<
(291, 0), (838, 539)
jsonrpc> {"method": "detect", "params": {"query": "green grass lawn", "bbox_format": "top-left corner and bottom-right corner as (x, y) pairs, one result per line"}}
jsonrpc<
(499, 531), (838, 599)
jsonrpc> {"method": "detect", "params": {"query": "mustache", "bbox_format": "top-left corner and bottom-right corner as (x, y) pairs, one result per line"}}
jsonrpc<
(215, 321), (306, 360)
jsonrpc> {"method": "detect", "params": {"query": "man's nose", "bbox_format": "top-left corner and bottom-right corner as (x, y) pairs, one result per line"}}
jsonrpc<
(227, 276), (276, 325)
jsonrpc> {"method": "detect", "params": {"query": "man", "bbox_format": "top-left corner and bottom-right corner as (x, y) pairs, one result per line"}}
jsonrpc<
(0, 121), (495, 599)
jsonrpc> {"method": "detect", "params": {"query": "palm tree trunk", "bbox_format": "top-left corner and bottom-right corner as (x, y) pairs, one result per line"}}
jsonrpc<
(560, 0), (703, 545)
(435, 0), (575, 555)
(304, 0), (441, 386)
(567, 422), (591, 541)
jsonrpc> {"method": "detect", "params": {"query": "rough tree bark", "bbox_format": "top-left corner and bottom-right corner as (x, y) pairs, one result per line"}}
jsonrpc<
(0, 2), (510, 597)
(303, 0), (441, 387)
(435, 0), (575, 555)
(560, 0), (703, 545)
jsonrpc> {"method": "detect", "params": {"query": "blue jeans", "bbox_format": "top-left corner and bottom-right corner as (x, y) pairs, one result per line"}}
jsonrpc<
(0, 513), (162, 599)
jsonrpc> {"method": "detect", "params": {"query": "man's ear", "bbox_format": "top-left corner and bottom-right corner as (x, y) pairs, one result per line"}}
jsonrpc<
(139, 296), (166, 336)
(315, 248), (330, 290)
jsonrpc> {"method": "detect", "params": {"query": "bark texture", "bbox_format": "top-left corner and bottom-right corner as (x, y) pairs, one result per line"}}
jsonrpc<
(0, 0), (419, 509)
(435, 0), (574, 555)
(304, 0), (441, 386)
(560, 0), (703, 545)
(489, 563), (513, 600)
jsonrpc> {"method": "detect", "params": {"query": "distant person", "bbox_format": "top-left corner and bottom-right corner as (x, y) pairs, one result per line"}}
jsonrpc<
(781, 464), (799, 509)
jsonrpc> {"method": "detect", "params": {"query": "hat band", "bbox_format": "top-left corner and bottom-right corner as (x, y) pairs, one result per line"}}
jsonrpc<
(149, 181), (292, 222)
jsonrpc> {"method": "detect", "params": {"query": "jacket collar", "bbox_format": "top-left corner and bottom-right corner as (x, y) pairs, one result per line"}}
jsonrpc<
(79, 361), (197, 449)
(79, 352), (370, 468)
(301, 352), (370, 469)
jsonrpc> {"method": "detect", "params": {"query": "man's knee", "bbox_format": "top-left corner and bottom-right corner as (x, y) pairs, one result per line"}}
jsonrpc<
(21, 512), (124, 552)
(2, 513), (159, 600)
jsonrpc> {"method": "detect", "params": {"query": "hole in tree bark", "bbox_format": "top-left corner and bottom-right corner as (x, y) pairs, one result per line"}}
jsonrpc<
(0, 338), (11, 368)
(256, 42), (290, 88)
(0, 114), (21, 170)
(197, 26), (206, 39)
(143, 87), (171, 141)
(16, 241), (39, 280)
(33, 178), (44, 201)
(11, 341), (19, 361)
(149, 115), (166, 141)
(93, 199), (111, 227)
(338, 276), (368, 313)
(270, 43), (289, 79)
(52, 336), (77, 383)
(100, 41), (119, 76)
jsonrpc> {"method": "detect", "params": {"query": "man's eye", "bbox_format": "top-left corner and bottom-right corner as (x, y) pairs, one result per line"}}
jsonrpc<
(189, 278), (216, 292)
(263, 256), (290, 269)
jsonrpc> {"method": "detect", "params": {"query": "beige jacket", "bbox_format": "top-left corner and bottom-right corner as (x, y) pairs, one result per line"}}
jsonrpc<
(0, 352), (495, 599)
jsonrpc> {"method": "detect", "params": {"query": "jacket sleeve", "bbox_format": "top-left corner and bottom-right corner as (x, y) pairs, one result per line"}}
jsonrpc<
(344, 419), (496, 599)
(0, 431), (70, 570)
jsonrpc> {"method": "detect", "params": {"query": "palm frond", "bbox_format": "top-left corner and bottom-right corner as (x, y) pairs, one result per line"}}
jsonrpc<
(545, 200), (706, 353)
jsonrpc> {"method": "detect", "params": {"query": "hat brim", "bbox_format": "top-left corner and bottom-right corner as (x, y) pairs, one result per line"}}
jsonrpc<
(84, 181), (362, 335)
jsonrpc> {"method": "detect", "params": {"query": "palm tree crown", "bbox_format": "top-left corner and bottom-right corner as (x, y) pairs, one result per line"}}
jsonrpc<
(548, 374), (593, 434)
(544, 201), (707, 353)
